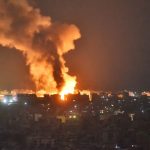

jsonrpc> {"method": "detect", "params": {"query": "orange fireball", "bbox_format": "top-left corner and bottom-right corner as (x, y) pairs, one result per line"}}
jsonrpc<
(59, 76), (76, 100)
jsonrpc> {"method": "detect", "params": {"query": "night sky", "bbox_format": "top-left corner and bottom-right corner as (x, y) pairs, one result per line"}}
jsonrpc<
(0, 0), (150, 91)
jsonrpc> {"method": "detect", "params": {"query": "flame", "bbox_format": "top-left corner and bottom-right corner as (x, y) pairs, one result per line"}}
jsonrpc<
(142, 91), (150, 96)
(59, 76), (76, 100)
(80, 90), (92, 101)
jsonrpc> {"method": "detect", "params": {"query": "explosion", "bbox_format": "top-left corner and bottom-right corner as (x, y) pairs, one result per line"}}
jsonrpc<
(0, 0), (81, 100)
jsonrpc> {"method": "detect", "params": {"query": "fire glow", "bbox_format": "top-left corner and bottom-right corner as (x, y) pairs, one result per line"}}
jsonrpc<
(0, 0), (81, 100)
(60, 78), (76, 100)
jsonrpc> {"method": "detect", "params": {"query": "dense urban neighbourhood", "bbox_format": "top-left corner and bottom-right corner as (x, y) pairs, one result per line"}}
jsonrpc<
(0, 91), (149, 150)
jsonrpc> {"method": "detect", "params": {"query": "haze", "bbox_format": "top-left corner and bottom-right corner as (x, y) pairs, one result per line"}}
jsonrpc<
(0, 0), (150, 91)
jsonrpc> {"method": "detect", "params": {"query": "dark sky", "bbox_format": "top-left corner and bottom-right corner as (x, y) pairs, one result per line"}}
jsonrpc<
(0, 0), (150, 91)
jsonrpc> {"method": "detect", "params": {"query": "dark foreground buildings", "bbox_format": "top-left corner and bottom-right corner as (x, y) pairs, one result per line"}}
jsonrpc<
(0, 91), (149, 150)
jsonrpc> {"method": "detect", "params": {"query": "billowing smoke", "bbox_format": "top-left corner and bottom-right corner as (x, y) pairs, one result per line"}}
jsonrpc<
(0, 0), (81, 97)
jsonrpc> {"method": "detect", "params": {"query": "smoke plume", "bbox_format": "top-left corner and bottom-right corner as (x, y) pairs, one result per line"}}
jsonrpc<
(0, 0), (81, 96)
